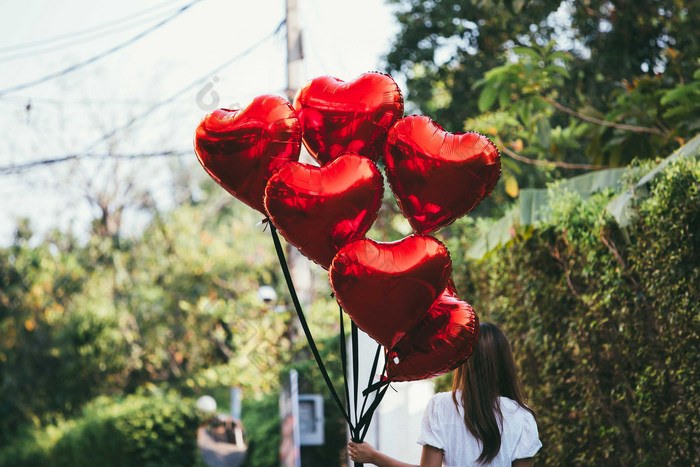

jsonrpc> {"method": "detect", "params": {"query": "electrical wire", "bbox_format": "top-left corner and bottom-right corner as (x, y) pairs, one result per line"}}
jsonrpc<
(0, 0), (204, 97)
(0, 150), (192, 175)
(0, 7), (186, 64)
(0, 19), (286, 175)
(0, 0), (182, 53)
(0, 95), (190, 105)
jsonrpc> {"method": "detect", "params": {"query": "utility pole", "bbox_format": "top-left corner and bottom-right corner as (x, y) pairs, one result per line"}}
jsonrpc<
(285, 0), (314, 342)
(286, 0), (304, 103)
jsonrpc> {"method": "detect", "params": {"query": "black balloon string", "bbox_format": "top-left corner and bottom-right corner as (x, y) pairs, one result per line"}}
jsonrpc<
(268, 223), (352, 428)
(269, 223), (391, 466)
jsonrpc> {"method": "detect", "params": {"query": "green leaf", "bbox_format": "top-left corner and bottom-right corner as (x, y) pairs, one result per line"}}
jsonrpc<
(660, 84), (699, 105)
(472, 77), (487, 89)
(499, 86), (511, 109)
(549, 51), (573, 62)
(512, 46), (540, 59)
(533, 97), (550, 111)
(483, 65), (511, 81)
(545, 64), (571, 79)
(478, 85), (499, 112)
(518, 101), (532, 125)
(501, 156), (523, 174)
(662, 106), (692, 120)
(537, 118), (552, 148)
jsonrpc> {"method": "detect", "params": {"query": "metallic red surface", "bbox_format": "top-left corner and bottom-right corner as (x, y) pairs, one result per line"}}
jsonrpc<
(387, 290), (479, 382)
(329, 235), (452, 348)
(194, 95), (301, 214)
(384, 115), (501, 234)
(264, 153), (384, 269)
(294, 72), (404, 165)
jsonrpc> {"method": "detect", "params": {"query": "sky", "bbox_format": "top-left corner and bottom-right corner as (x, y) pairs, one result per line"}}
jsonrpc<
(0, 0), (400, 246)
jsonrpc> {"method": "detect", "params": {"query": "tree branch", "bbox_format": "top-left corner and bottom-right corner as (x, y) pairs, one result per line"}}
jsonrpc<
(500, 145), (608, 170)
(547, 244), (582, 299)
(540, 96), (668, 137)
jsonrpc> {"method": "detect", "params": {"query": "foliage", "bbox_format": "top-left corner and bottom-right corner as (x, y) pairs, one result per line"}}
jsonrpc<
(455, 157), (699, 465)
(0, 179), (296, 446)
(241, 333), (348, 467)
(385, 0), (562, 129)
(386, 0), (700, 129)
(431, 373), (452, 394)
(476, 43), (700, 167)
(0, 391), (202, 467)
(385, 0), (700, 202)
(0, 227), (128, 443)
(0, 169), (356, 464)
(239, 393), (281, 467)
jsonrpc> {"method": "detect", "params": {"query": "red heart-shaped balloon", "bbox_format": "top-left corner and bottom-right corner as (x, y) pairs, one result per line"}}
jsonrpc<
(264, 153), (384, 269)
(194, 95), (301, 214)
(384, 115), (501, 234)
(329, 235), (452, 348)
(387, 291), (479, 382)
(294, 72), (404, 165)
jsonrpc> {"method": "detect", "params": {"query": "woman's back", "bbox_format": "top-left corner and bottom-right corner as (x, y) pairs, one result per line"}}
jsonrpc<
(418, 391), (541, 467)
(347, 323), (542, 467)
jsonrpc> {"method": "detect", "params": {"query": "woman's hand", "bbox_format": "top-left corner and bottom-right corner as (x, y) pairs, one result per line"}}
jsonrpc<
(348, 440), (378, 464)
(347, 441), (422, 467)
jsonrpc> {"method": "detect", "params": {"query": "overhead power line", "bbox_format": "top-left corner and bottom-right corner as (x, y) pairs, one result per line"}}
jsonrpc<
(0, 19), (286, 175)
(0, 150), (193, 175)
(0, 95), (189, 106)
(0, 7), (186, 64)
(0, 0), (204, 97)
(0, 0), (183, 53)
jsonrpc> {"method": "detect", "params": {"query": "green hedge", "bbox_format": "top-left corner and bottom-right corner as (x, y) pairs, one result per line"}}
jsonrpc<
(0, 392), (202, 467)
(456, 157), (699, 465)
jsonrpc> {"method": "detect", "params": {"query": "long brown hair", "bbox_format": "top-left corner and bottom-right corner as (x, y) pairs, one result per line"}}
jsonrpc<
(452, 322), (534, 463)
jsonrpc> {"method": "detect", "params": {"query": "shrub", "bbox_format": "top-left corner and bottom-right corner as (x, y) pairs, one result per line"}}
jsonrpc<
(0, 392), (202, 467)
(456, 157), (699, 465)
(241, 335), (348, 467)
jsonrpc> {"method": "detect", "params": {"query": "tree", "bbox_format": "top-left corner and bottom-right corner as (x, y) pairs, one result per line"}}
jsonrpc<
(385, 0), (561, 131)
(0, 176), (337, 445)
(385, 0), (700, 174)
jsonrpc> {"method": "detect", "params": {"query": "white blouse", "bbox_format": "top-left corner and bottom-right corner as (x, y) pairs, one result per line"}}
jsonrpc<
(417, 392), (541, 467)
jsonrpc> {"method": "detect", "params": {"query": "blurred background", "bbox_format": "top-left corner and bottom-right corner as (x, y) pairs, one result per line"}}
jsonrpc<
(0, 0), (698, 466)
(0, 0), (397, 245)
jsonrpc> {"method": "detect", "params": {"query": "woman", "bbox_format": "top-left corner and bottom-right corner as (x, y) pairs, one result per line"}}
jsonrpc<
(348, 323), (541, 467)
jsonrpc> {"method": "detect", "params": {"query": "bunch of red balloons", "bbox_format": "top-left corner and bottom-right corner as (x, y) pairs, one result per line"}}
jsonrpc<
(194, 72), (500, 383)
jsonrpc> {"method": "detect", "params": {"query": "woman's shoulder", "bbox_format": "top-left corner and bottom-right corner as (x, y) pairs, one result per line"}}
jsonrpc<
(433, 391), (461, 407)
(433, 391), (454, 402)
(498, 397), (536, 421)
(498, 396), (520, 412)
(427, 391), (458, 413)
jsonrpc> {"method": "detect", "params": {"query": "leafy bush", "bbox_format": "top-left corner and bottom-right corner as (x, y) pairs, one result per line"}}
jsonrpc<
(0, 392), (202, 467)
(239, 393), (281, 467)
(241, 335), (348, 467)
(456, 157), (699, 465)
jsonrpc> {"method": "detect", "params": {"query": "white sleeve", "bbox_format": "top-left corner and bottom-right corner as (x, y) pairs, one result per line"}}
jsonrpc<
(417, 395), (445, 450)
(512, 410), (542, 459)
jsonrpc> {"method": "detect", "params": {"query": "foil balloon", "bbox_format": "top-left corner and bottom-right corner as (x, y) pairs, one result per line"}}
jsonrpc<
(294, 72), (404, 165)
(264, 153), (384, 269)
(387, 291), (479, 382)
(384, 115), (501, 234)
(194, 95), (301, 214)
(329, 235), (452, 348)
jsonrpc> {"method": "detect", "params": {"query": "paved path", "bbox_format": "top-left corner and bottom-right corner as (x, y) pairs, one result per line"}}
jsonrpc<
(197, 427), (247, 467)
